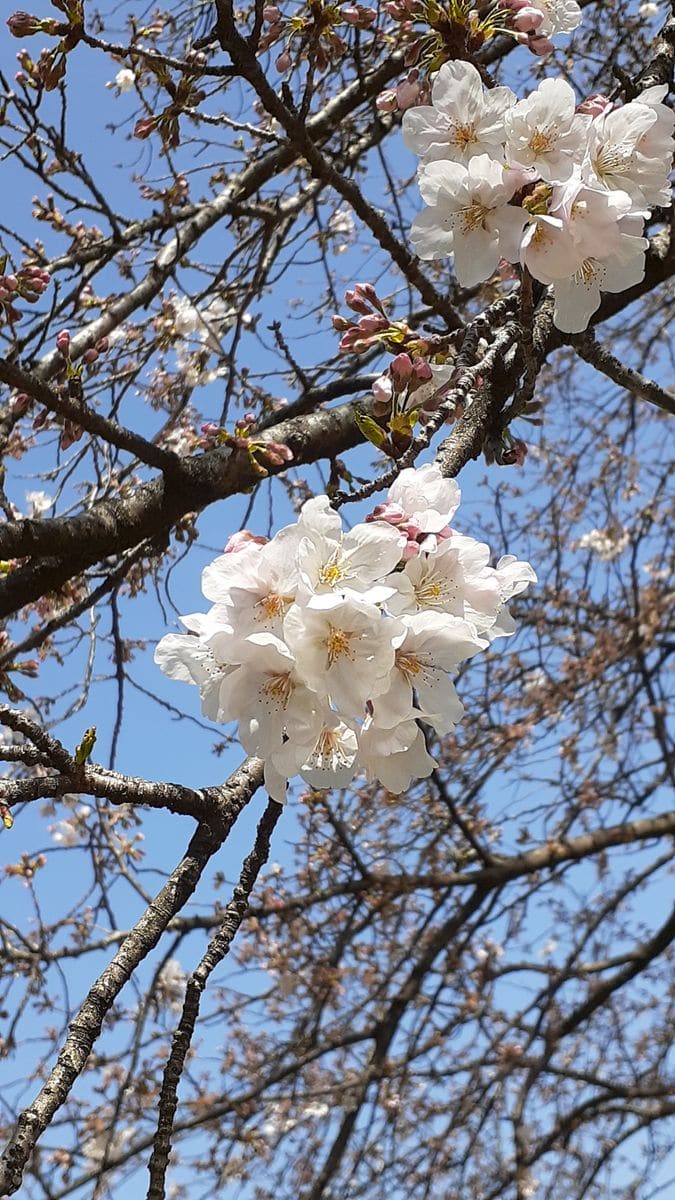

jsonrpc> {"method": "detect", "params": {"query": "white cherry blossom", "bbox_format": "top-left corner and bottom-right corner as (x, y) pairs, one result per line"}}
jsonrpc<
(385, 535), (502, 633)
(272, 715), (359, 790)
(376, 611), (487, 733)
(359, 717), (436, 794)
(284, 595), (397, 714)
(505, 79), (588, 182)
(489, 556), (539, 639)
(296, 510), (404, 602)
(551, 218), (648, 333)
(155, 466), (536, 799)
(402, 60), (515, 166)
(411, 156), (529, 286)
(586, 89), (675, 207)
(154, 614), (232, 722)
(201, 530), (301, 643)
(530, 0), (582, 35)
(386, 462), (460, 533)
(217, 633), (322, 759)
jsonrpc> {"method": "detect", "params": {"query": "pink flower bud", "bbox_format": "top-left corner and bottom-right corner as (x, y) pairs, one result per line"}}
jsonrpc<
(527, 33), (554, 54)
(390, 352), (413, 389)
(223, 530), (268, 554)
(264, 439), (294, 463)
(95, 336), (109, 352)
(353, 282), (379, 306)
(344, 290), (371, 315)
(331, 314), (351, 331)
(82, 347), (98, 364)
(366, 501), (406, 526)
(412, 359), (432, 383)
(7, 12), (53, 37)
(11, 392), (30, 416)
(133, 116), (156, 140)
(577, 93), (612, 116)
(512, 6), (544, 31)
(396, 76), (420, 109)
(357, 313), (388, 335)
(275, 49), (291, 72)
(371, 374), (393, 406)
(262, 5), (281, 21)
(376, 89), (397, 113)
(56, 329), (70, 353)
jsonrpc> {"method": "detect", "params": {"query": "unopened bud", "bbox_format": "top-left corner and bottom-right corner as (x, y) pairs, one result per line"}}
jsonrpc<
(390, 352), (413, 389)
(56, 329), (71, 353)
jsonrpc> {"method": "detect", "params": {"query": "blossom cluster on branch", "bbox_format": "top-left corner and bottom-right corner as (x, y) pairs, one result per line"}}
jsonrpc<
(155, 465), (535, 801)
(404, 61), (675, 331)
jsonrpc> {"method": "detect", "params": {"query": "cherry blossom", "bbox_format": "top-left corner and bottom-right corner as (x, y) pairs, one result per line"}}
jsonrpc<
(411, 156), (529, 287)
(505, 79), (589, 182)
(359, 717), (436, 794)
(156, 466), (536, 800)
(585, 87), (675, 207)
(402, 61), (515, 166)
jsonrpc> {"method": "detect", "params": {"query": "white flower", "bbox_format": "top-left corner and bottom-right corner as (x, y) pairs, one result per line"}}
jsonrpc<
(505, 79), (588, 182)
(154, 613), (233, 722)
(530, 0), (582, 35)
(411, 155), (529, 286)
(551, 212), (648, 333)
(376, 611), (487, 733)
(488, 555), (538, 639)
(639, 2), (659, 16)
(202, 531), (301, 644)
(296, 496), (403, 602)
(272, 715), (359, 791)
(50, 819), (80, 847)
(586, 89), (675, 207)
(112, 68), (135, 92)
(358, 717), (436, 794)
(402, 60), (515, 165)
(386, 462), (460, 533)
(284, 595), (397, 714)
(520, 209), (586, 285)
(577, 527), (630, 560)
(385, 535), (502, 634)
(172, 296), (201, 337)
(217, 633), (322, 760)
(156, 958), (187, 1011)
(25, 490), (52, 518)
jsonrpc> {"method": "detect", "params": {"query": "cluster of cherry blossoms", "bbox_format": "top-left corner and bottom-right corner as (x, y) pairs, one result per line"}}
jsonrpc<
(404, 61), (675, 332)
(155, 465), (535, 802)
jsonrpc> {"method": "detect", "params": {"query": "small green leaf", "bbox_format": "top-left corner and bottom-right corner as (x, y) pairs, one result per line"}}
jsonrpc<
(355, 410), (387, 449)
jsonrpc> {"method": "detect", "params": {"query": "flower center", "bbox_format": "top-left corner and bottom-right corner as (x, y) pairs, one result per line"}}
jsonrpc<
(309, 728), (352, 770)
(318, 553), (346, 587)
(450, 121), (478, 150)
(596, 144), (633, 176)
(528, 127), (556, 155)
(256, 592), (291, 621)
(396, 651), (422, 679)
(326, 626), (355, 665)
(261, 672), (293, 706)
(459, 200), (489, 233)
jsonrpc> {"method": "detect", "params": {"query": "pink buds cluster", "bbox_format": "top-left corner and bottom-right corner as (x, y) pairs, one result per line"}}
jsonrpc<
(500, 0), (554, 54)
(332, 283), (392, 354)
(258, 2), (375, 75)
(7, 0), (85, 89)
(0, 262), (51, 324)
(200, 415), (293, 475)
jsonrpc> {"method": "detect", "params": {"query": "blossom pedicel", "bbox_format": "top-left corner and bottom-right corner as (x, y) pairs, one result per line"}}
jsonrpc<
(403, 62), (674, 332)
(155, 464), (536, 801)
